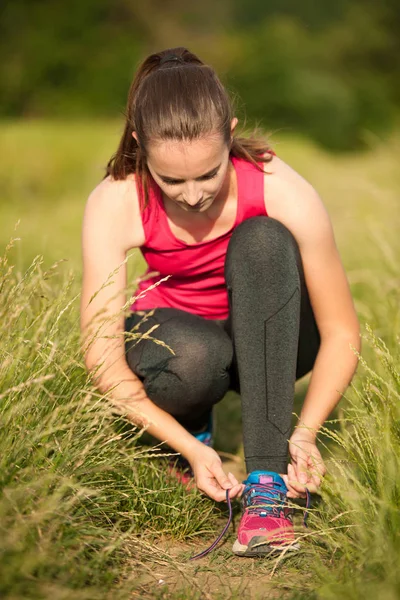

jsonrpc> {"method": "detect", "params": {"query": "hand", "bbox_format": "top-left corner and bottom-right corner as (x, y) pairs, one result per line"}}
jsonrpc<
(282, 430), (326, 499)
(188, 443), (245, 502)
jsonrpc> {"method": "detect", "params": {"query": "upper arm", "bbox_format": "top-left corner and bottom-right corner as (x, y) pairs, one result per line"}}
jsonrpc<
(265, 158), (360, 342)
(80, 179), (133, 374)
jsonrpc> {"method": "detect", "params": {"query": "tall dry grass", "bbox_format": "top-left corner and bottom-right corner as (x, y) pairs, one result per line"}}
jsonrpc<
(1, 120), (399, 599)
(0, 236), (219, 600)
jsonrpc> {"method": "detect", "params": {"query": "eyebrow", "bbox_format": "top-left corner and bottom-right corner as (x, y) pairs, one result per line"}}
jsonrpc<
(156, 163), (221, 183)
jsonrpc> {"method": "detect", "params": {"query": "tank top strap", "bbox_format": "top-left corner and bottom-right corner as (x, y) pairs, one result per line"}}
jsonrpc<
(231, 153), (268, 221)
(135, 175), (163, 247)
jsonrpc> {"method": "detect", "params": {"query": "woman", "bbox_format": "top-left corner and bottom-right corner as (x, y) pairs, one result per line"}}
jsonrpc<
(80, 47), (361, 557)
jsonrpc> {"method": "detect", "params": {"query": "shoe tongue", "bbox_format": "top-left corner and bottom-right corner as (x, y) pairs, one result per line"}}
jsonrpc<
(246, 470), (286, 490)
(259, 475), (274, 484)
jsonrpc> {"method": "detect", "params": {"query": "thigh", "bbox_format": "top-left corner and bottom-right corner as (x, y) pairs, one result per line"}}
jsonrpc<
(222, 216), (320, 385)
(124, 307), (234, 382)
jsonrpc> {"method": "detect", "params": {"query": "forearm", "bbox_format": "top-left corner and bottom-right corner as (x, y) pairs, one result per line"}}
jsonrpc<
(93, 363), (203, 460)
(294, 332), (361, 438)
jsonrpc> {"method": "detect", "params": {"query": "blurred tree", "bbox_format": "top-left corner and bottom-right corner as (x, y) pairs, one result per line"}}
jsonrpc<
(0, 0), (398, 150)
(0, 0), (145, 116)
(225, 3), (397, 149)
(231, 0), (350, 30)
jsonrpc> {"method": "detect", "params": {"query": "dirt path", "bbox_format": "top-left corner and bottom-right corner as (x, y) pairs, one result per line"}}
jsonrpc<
(123, 453), (300, 599)
(125, 531), (295, 599)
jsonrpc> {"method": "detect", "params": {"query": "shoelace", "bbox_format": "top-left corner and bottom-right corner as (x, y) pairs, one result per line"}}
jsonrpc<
(189, 489), (233, 561)
(244, 481), (290, 516)
(189, 486), (311, 561)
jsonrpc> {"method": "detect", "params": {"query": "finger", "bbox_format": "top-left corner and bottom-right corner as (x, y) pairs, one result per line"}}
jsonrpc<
(281, 473), (304, 499)
(309, 456), (327, 490)
(309, 467), (321, 488)
(292, 454), (313, 492)
(227, 483), (243, 500)
(197, 480), (227, 502)
(302, 481), (319, 494)
(309, 453), (326, 478)
(287, 462), (308, 495)
(295, 453), (309, 486)
(209, 462), (233, 491)
(290, 461), (320, 495)
(209, 489), (228, 502)
(287, 490), (306, 499)
(302, 452), (325, 489)
(226, 472), (242, 500)
(231, 483), (246, 498)
(285, 466), (307, 498)
(283, 469), (300, 496)
(228, 471), (240, 487)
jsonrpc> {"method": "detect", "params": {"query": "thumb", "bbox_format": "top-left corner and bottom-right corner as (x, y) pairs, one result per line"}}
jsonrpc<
(296, 455), (309, 484)
(299, 471), (308, 484)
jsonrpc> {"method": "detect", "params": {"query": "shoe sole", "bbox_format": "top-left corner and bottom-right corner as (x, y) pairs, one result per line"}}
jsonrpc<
(232, 537), (300, 557)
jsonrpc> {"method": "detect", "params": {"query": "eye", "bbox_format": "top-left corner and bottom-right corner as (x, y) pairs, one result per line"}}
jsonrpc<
(164, 179), (181, 186)
(201, 171), (218, 181)
(162, 171), (218, 186)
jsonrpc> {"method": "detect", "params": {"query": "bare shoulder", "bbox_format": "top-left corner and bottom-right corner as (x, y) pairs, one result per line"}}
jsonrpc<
(83, 173), (146, 252)
(263, 154), (321, 220)
(262, 154), (332, 247)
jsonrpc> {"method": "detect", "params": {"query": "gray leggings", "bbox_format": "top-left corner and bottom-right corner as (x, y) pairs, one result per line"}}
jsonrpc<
(125, 217), (321, 474)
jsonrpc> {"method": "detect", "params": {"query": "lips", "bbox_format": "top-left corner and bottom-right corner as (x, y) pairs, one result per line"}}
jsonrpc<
(185, 198), (210, 210)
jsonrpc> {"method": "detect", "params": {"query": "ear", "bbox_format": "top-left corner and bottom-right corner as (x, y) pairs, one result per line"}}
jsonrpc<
(132, 131), (139, 144)
(230, 117), (238, 135)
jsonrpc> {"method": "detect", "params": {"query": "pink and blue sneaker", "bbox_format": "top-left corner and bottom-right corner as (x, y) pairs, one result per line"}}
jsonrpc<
(232, 470), (298, 557)
(168, 411), (214, 487)
(191, 414), (213, 447)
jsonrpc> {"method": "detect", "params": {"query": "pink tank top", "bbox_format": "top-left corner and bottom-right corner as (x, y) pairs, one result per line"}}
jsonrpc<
(130, 154), (269, 320)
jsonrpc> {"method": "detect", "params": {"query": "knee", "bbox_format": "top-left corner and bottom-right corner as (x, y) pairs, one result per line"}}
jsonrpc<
(225, 217), (301, 280)
(230, 217), (298, 258)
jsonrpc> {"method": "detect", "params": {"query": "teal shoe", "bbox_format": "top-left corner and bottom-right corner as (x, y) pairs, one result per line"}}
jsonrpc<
(168, 409), (214, 486)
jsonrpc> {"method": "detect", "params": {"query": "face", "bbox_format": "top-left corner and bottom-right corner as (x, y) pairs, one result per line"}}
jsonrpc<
(134, 120), (237, 213)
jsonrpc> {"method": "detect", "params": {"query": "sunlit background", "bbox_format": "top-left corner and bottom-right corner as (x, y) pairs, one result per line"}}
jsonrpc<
(1, 0), (399, 273)
(2, 0), (399, 444)
(1, 4), (400, 598)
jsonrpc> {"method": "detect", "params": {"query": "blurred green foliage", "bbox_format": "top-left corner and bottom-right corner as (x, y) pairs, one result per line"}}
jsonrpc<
(1, 0), (399, 150)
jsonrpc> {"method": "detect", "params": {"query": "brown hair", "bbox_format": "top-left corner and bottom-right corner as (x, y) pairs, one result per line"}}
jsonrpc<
(104, 47), (273, 210)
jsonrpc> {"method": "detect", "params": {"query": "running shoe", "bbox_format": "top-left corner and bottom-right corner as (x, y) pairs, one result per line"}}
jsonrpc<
(232, 470), (298, 557)
(191, 411), (214, 447)
(168, 410), (214, 486)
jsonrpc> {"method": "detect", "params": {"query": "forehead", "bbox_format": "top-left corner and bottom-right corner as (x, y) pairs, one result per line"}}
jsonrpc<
(147, 135), (227, 177)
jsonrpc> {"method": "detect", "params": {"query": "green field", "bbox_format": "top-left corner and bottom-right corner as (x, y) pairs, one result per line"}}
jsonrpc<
(1, 119), (399, 599)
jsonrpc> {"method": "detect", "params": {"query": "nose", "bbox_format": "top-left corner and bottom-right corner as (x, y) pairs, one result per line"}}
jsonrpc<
(182, 182), (203, 206)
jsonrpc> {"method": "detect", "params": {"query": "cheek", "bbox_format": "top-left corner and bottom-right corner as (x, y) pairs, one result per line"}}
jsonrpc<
(210, 172), (228, 194)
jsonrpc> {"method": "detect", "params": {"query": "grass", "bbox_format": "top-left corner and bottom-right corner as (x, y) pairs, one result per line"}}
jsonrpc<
(0, 238), (223, 599)
(0, 118), (399, 599)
